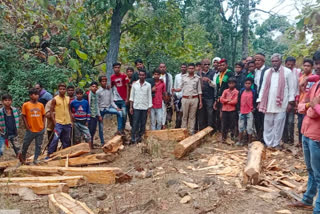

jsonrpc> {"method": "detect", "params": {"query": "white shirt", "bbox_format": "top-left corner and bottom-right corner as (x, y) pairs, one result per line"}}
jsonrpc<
(174, 73), (183, 99)
(257, 66), (295, 113)
(129, 80), (152, 110)
(254, 65), (265, 92)
(160, 73), (173, 93)
(289, 67), (301, 97)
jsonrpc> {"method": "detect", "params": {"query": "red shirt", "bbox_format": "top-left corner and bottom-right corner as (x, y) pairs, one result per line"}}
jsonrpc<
(152, 80), (166, 109)
(220, 88), (239, 112)
(240, 90), (254, 114)
(111, 73), (129, 101)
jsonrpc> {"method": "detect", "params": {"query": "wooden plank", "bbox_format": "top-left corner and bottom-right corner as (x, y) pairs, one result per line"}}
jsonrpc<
(0, 159), (19, 170)
(0, 182), (69, 195)
(14, 166), (122, 184)
(250, 185), (277, 193)
(46, 153), (116, 167)
(243, 141), (265, 185)
(0, 176), (87, 187)
(102, 135), (123, 153)
(278, 180), (297, 189)
(49, 192), (94, 214)
(174, 127), (213, 159)
(145, 128), (189, 142)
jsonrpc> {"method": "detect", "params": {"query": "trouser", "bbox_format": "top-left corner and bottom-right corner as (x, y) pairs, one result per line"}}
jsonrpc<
(238, 112), (254, 135)
(198, 98), (214, 130)
(162, 102), (173, 126)
(74, 120), (91, 143)
(263, 112), (286, 147)
(47, 130), (54, 142)
(298, 113), (305, 143)
(48, 123), (72, 155)
(175, 111), (183, 129)
(181, 98), (198, 134)
(151, 108), (163, 130)
(115, 100), (127, 129)
(88, 116), (99, 143)
(0, 135), (20, 155)
(282, 110), (295, 144)
(214, 102), (222, 132)
(131, 109), (148, 142)
(302, 135), (320, 214)
(99, 108), (123, 145)
(21, 129), (44, 162)
(221, 111), (237, 139)
(126, 104), (133, 128)
(254, 111), (265, 142)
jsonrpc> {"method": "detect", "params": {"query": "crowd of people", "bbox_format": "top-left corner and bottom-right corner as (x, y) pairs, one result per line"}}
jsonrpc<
(0, 50), (320, 212)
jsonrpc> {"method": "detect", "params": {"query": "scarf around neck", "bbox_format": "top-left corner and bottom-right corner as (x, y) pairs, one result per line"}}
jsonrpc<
(259, 66), (285, 113)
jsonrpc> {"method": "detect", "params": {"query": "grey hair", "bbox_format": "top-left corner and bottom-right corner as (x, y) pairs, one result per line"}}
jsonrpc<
(271, 53), (282, 61)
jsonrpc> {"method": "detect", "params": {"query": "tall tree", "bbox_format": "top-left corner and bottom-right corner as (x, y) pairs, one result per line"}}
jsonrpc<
(241, 0), (250, 58)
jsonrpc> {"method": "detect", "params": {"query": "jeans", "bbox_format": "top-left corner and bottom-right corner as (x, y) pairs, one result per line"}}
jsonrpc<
(0, 135), (20, 155)
(282, 111), (295, 144)
(88, 116), (99, 143)
(151, 108), (163, 130)
(302, 135), (320, 213)
(48, 123), (72, 155)
(298, 113), (305, 143)
(131, 109), (148, 142)
(239, 112), (254, 135)
(21, 129), (44, 162)
(98, 108), (123, 145)
(74, 120), (91, 143)
(115, 100), (127, 129)
(198, 98), (214, 130)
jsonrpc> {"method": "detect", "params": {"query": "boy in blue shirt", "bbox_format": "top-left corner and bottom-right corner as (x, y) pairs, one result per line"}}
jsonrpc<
(70, 89), (92, 147)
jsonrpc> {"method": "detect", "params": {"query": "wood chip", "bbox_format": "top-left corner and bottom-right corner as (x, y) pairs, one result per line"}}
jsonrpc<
(182, 181), (199, 189)
(180, 195), (192, 204)
(275, 210), (292, 214)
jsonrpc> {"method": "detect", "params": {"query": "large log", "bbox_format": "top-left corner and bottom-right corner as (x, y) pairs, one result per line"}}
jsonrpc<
(174, 127), (213, 159)
(0, 182), (69, 195)
(0, 176), (87, 187)
(13, 166), (122, 184)
(49, 192), (94, 214)
(102, 135), (123, 153)
(243, 141), (266, 185)
(46, 153), (116, 167)
(145, 128), (189, 142)
(0, 143), (91, 171)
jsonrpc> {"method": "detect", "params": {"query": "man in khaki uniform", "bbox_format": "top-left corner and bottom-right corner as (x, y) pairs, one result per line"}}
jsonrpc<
(173, 63), (202, 134)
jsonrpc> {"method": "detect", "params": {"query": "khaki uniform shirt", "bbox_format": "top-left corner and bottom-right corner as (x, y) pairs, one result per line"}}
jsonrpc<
(179, 74), (202, 97)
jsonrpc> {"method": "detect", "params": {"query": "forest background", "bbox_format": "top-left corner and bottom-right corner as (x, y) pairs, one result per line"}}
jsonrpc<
(0, 0), (319, 106)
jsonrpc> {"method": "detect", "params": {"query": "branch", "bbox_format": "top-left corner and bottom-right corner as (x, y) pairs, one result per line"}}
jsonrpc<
(250, 8), (277, 16)
(94, 61), (105, 67)
(120, 20), (147, 35)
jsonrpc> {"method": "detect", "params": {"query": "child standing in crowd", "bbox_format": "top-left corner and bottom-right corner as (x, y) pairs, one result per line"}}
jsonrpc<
(21, 88), (45, 164)
(111, 63), (129, 130)
(0, 94), (20, 157)
(87, 81), (100, 149)
(47, 83), (73, 158)
(67, 85), (76, 103)
(126, 67), (135, 127)
(220, 77), (239, 142)
(151, 69), (166, 130)
(234, 62), (246, 91)
(70, 89), (92, 146)
(236, 78), (256, 146)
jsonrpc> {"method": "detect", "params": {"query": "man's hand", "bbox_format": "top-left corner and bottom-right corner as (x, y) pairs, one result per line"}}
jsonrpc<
(171, 88), (176, 93)
(213, 101), (217, 110)
(116, 108), (121, 112)
(148, 108), (151, 114)
(202, 77), (210, 82)
(130, 107), (133, 115)
(310, 97), (320, 108)
(98, 116), (103, 121)
(199, 102), (203, 109)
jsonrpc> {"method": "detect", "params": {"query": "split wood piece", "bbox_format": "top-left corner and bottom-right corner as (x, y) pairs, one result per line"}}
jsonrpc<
(49, 192), (94, 214)
(243, 141), (266, 185)
(0, 176), (87, 187)
(278, 180), (296, 189)
(102, 135), (123, 153)
(145, 128), (189, 142)
(15, 166), (122, 184)
(0, 182), (69, 195)
(46, 153), (116, 167)
(270, 181), (302, 201)
(174, 127), (213, 159)
(48, 143), (90, 160)
(250, 185), (277, 193)
(0, 159), (19, 170)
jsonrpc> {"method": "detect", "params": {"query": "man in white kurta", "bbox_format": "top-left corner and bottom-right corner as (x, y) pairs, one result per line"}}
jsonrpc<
(257, 54), (295, 148)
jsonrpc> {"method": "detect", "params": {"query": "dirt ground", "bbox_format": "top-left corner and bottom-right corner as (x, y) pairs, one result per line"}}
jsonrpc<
(0, 117), (312, 214)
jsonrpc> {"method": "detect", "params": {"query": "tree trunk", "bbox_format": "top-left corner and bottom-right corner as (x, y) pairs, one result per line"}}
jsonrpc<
(106, 4), (122, 85)
(241, 0), (250, 58)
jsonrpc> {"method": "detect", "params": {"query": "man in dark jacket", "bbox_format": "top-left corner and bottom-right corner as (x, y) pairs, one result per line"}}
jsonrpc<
(234, 62), (247, 91)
